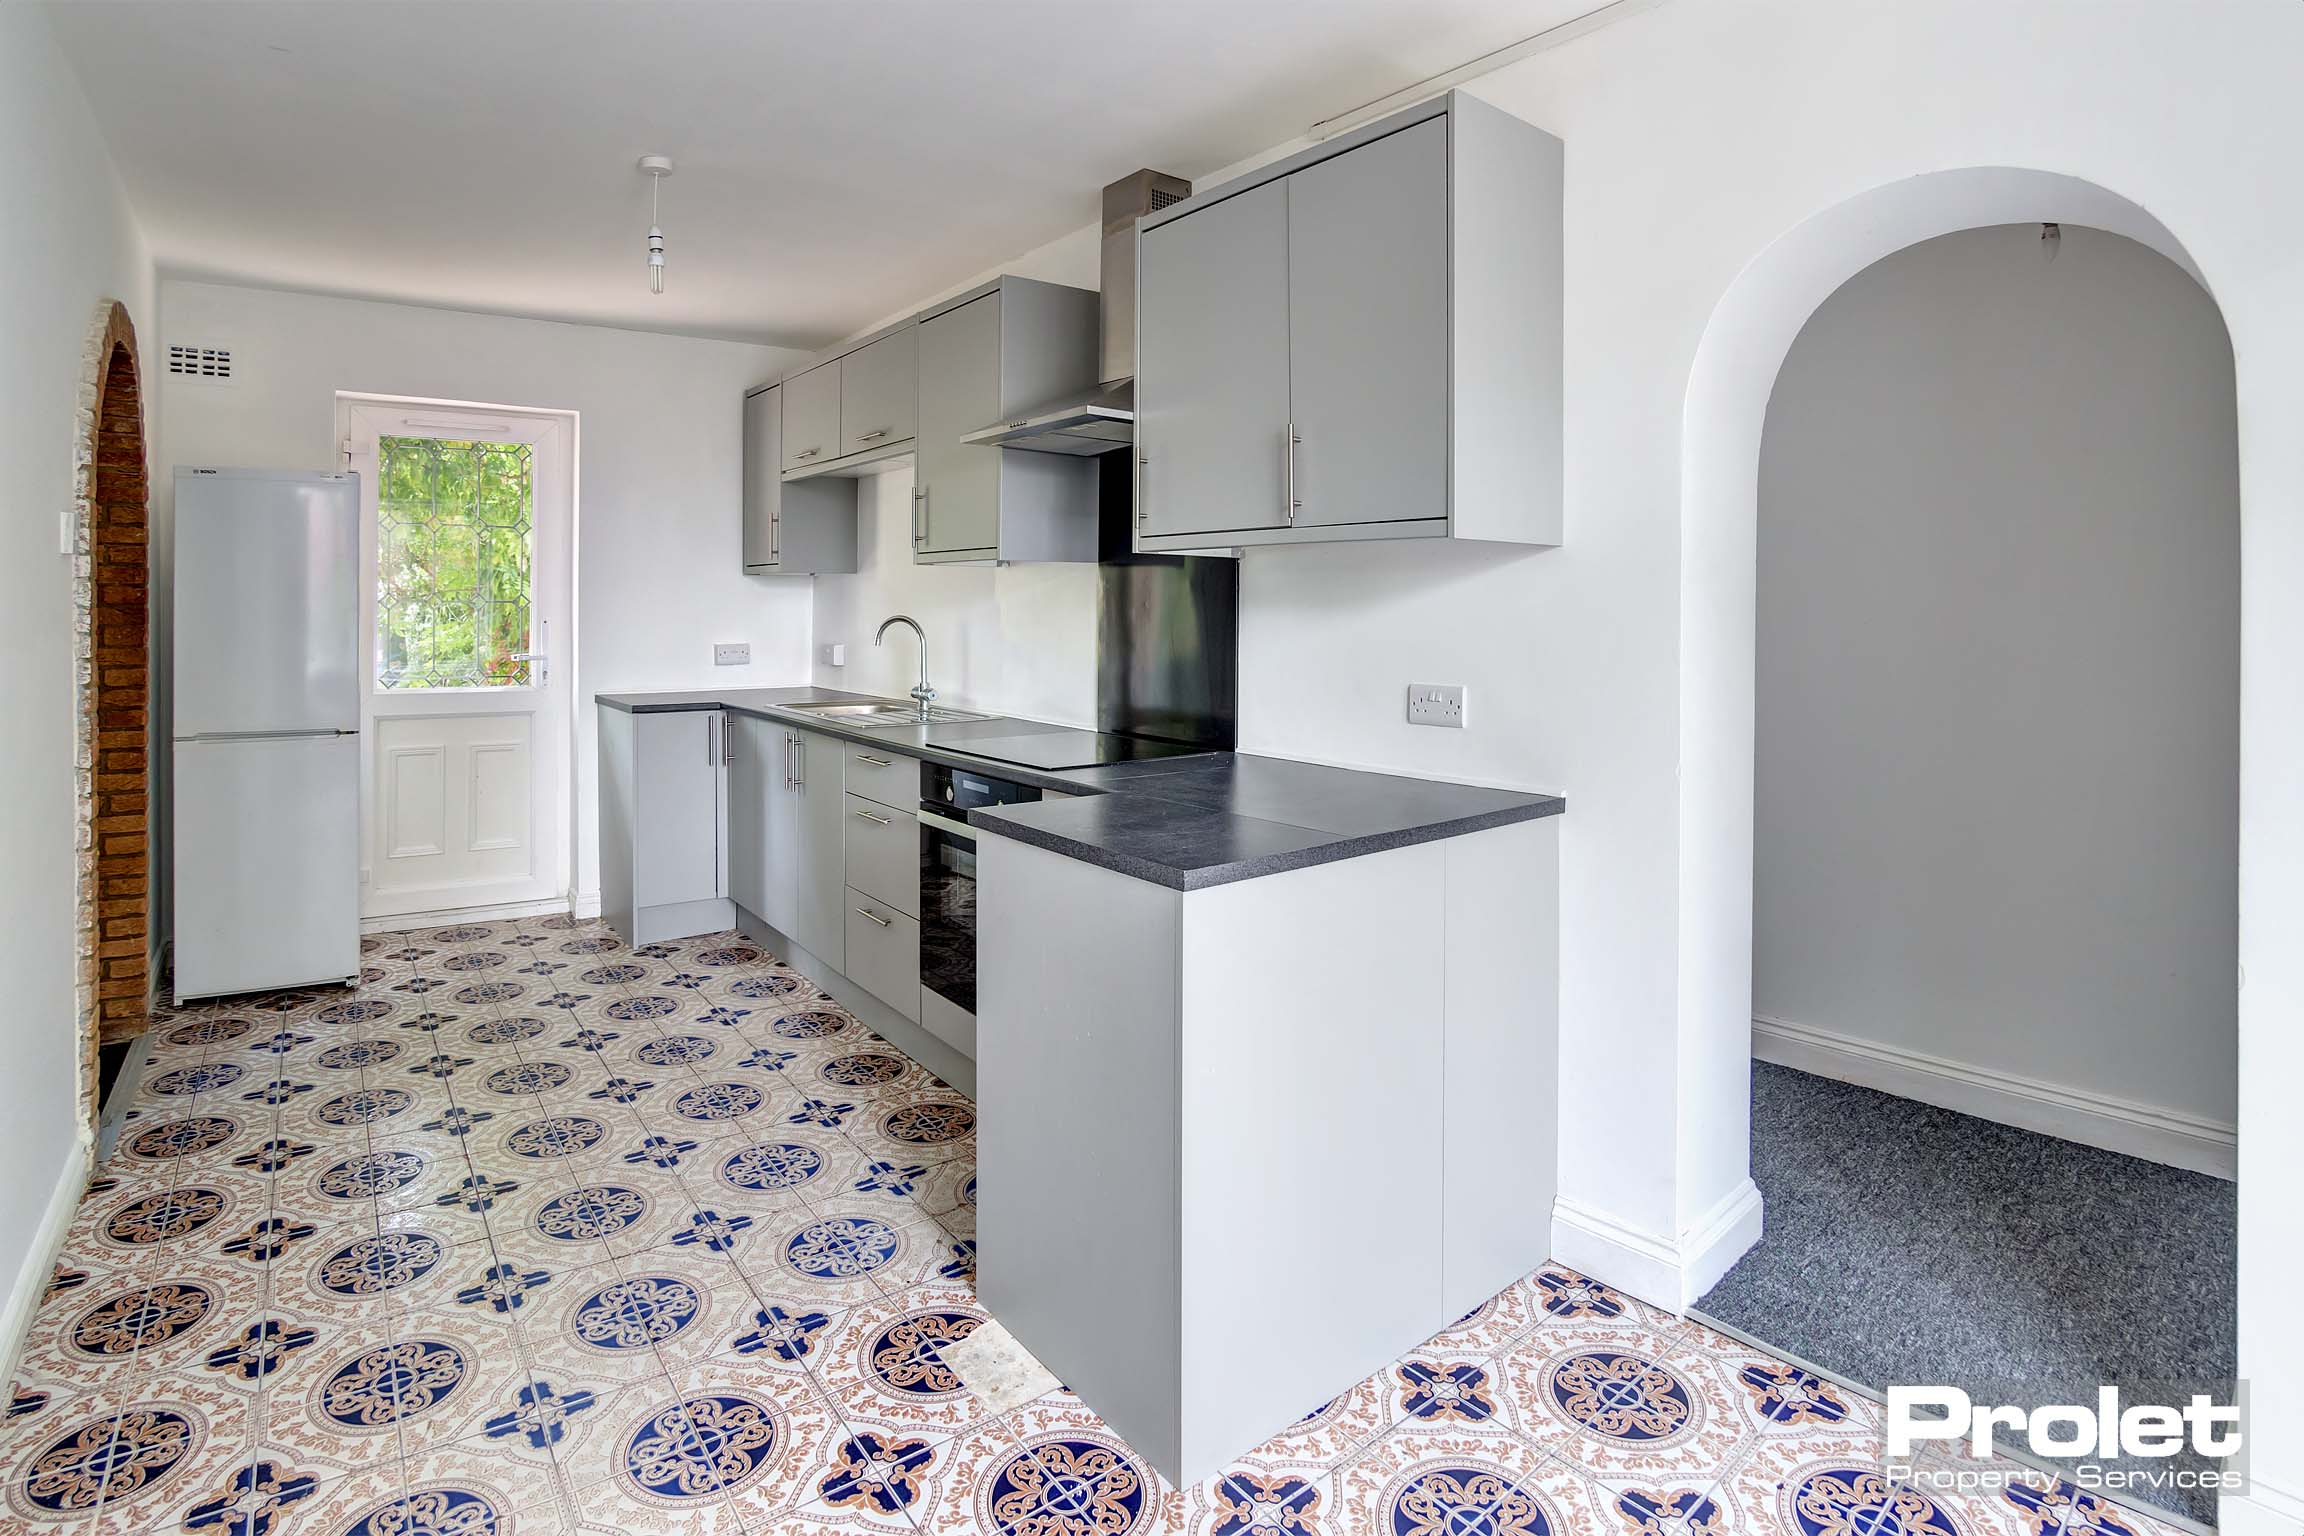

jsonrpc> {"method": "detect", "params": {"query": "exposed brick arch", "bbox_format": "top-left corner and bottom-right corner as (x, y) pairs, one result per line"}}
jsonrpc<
(72, 301), (150, 1133)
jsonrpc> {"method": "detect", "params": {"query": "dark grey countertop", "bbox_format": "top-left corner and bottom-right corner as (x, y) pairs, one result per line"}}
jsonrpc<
(597, 688), (1564, 890)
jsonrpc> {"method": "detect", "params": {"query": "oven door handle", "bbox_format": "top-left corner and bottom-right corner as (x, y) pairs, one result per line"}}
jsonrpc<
(916, 808), (977, 840)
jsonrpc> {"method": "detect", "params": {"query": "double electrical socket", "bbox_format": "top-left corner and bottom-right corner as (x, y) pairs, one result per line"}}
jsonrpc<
(1407, 683), (1467, 728)
(713, 643), (750, 667)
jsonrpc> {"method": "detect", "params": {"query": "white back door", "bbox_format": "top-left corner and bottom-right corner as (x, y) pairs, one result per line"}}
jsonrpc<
(340, 398), (574, 921)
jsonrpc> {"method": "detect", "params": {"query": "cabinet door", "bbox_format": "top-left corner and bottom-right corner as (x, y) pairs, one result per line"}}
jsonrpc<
(742, 387), (782, 570)
(786, 727), (848, 968)
(840, 329), (917, 455)
(1286, 117), (1449, 529)
(1135, 179), (1292, 537)
(632, 711), (722, 908)
(781, 362), (841, 470)
(726, 713), (785, 919)
(915, 293), (1004, 556)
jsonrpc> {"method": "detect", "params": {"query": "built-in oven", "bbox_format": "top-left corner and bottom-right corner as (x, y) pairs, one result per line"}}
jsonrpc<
(918, 762), (1041, 1018)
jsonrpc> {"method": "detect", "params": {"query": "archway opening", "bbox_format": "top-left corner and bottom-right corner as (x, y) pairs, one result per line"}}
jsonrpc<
(75, 302), (151, 1137)
(1673, 173), (2241, 1530)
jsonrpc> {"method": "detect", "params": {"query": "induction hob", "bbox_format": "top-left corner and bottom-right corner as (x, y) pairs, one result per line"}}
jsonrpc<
(938, 730), (1213, 773)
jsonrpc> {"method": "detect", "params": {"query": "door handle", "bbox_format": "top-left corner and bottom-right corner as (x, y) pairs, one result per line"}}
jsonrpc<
(854, 753), (891, 767)
(912, 485), (928, 549)
(851, 808), (891, 827)
(856, 428), (889, 443)
(705, 712), (717, 765)
(791, 735), (805, 789)
(795, 446), (822, 461)
(723, 718), (735, 764)
(853, 906), (892, 929)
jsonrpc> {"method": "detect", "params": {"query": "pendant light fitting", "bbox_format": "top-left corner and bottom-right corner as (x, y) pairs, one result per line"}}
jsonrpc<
(638, 154), (674, 295)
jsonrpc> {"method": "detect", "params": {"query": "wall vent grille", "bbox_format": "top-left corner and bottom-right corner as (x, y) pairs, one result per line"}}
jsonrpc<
(166, 344), (233, 381)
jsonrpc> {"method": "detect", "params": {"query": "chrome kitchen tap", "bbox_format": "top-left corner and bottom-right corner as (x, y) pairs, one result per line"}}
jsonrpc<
(875, 614), (936, 716)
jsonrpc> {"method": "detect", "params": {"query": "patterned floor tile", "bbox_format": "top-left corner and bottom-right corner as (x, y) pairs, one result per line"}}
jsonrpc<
(1330, 1418), (1552, 1536)
(10, 914), (2198, 1536)
(919, 1391), (1177, 1536)
(1494, 1316), (1750, 1480)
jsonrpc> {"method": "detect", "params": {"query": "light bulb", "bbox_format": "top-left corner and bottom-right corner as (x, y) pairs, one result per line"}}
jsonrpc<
(648, 225), (665, 295)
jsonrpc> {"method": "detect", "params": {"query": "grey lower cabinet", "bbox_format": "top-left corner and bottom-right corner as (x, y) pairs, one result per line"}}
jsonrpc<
(1134, 90), (1563, 551)
(723, 715), (847, 969)
(843, 889), (920, 1023)
(842, 794), (916, 917)
(724, 712), (787, 929)
(743, 383), (856, 575)
(598, 706), (730, 945)
(913, 277), (1101, 564)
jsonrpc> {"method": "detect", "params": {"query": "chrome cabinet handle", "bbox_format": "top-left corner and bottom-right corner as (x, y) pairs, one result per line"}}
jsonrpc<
(769, 511), (779, 561)
(1136, 453), (1149, 529)
(857, 428), (889, 443)
(853, 906), (892, 929)
(912, 485), (928, 549)
(705, 712), (717, 765)
(1284, 420), (1300, 524)
(795, 446), (822, 461)
(723, 717), (735, 764)
(854, 753), (891, 767)
(851, 808), (892, 827)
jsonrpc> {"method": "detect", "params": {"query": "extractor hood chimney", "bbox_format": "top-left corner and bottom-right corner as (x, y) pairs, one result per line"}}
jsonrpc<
(961, 168), (1190, 455)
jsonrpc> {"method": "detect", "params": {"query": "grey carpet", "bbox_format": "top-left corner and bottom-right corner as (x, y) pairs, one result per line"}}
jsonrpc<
(1696, 1061), (2236, 1526)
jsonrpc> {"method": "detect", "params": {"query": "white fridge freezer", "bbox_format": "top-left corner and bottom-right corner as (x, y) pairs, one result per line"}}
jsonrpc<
(171, 467), (361, 1002)
(172, 733), (361, 999)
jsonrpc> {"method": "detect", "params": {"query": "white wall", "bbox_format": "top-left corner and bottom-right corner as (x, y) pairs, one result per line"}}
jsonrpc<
(800, 3), (2304, 1512)
(0, 4), (154, 1351)
(813, 470), (1100, 724)
(808, 225), (1103, 720)
(1754, 224), (2238, 1142)
(153, 282), (807, 910)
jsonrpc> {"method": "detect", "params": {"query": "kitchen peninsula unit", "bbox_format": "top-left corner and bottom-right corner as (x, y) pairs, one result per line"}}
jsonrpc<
(970, 755), (1561, 1484)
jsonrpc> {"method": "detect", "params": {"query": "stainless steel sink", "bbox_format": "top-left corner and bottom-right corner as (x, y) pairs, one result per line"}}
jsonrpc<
(777, 700), (996, 728)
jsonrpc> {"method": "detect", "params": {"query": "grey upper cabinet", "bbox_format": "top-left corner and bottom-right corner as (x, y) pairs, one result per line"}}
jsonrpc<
(1134, 181), (1292, 540)
(914, 277), (1100, 564)
(1287, 116), (1449, 531)
(1134, 91), (1563, 551)
(744, 384), (857, 575)
(780, 361), (842, 471)
(840, 327), (917, 457)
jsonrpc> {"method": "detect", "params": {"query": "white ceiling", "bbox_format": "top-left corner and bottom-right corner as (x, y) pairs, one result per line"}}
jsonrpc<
(46, 0), (1599, 348)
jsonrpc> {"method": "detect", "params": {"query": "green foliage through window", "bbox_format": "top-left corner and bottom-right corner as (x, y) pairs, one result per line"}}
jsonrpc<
(376, 435), (534, 689)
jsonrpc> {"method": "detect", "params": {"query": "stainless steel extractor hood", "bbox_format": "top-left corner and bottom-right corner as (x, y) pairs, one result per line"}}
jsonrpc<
(962, 168), (1189, 455)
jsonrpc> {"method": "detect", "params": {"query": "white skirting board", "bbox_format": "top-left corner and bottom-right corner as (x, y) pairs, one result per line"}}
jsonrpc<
(1551, 1177), (1764, 1313)
(0, 1142), (91, 1396)
(1752, 1013), (2237, 1179)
